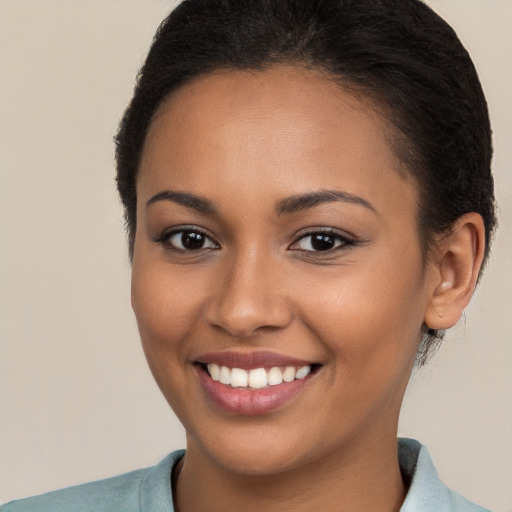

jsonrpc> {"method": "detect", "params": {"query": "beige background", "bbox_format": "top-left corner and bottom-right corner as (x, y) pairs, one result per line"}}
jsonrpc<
(0, 0), (510, 510)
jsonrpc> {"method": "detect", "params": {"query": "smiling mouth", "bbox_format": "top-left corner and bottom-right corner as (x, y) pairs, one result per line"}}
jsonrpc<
(200, 363), (319, 389)
(195, 352), (322, 414)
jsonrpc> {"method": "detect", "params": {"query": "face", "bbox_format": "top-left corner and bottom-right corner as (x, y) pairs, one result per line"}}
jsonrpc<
(132, 66), (435, 475)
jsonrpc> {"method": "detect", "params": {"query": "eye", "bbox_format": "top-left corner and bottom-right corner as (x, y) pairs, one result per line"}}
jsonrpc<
(156, 228), (219, 251)
(290, 231), (353, 252)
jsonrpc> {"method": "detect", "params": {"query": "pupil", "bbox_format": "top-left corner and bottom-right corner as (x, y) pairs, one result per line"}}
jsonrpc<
(182, 232), (204, 250)
(311, 234), (335, 251)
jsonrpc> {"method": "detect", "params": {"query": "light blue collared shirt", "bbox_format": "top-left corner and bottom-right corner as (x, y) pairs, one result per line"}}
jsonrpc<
(1, 438), (491, 511)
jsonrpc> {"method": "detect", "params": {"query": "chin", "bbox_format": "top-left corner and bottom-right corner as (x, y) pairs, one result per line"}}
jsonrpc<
(185, 414), (337, 478)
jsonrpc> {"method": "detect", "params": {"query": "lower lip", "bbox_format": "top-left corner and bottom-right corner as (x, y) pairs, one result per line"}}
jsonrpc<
(197, 366), (314, 415)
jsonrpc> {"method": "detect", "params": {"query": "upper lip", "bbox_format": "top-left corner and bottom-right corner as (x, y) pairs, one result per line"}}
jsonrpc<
(195, 350), (317, 370)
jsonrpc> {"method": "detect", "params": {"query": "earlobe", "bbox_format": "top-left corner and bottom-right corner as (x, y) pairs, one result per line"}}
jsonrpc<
(424, 213), (486, 330)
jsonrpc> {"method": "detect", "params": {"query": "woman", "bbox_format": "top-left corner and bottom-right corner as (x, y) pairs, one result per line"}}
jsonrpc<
(1, 0), (500, 510)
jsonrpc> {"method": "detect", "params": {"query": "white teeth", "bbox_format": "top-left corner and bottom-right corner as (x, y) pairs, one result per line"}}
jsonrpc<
(282, 366), (296, 383)
(230, 368), (248, 388)
(205, 363), (312, 389)
(248, 368), (268, 389)
(207, 364), (220, 381)
(295, 365), (311, 379)
(267, 366), (283, 385)
(219, 365), (231, 385)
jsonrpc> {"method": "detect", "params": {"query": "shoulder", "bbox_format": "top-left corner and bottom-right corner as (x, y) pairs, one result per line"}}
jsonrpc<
(1, 469), (147, 512)
(1, 450), (184, 512)
(398, 438), (492, 512)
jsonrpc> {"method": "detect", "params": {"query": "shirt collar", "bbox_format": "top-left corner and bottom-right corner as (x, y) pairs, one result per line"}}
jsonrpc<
(141, 441), (486, 512)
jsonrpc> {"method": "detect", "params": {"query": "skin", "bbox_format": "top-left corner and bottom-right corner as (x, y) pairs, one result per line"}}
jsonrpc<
(131, 66), (485, 512)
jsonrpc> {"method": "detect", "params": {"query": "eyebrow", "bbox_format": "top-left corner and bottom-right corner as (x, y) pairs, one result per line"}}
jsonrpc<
(146, 190), (217, 215)
(276, 189), (377, 216)
(145, 188), (376, 217)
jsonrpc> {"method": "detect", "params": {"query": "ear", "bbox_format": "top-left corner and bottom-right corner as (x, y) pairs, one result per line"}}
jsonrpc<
(424, 213), (486, 330)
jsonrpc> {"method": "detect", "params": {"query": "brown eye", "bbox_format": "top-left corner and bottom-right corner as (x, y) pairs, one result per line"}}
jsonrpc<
(310, 234), (337, 251)
(290, 230), (354, 252)
(165, 230), (218, 251)
(181, 231), (206, 250)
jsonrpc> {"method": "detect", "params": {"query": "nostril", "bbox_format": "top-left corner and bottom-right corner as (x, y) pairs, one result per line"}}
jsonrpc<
(203, 261), (294, 337)
(204, 301), (293, 338)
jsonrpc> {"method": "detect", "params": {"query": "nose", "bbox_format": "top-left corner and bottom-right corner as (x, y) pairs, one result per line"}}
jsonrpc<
(204, 250), (293, 338)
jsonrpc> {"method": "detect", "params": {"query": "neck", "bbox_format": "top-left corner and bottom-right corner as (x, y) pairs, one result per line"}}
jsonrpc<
(174, 433), (406, 512)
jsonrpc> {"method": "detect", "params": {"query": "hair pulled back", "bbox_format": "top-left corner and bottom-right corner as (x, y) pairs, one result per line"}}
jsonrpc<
(115, 0), (496, 364)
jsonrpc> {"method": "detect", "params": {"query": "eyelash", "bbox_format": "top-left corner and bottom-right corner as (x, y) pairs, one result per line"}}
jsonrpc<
(289, 229), (356, 253)
(152, 227), (356, 254)
(152, 227), (219, 252)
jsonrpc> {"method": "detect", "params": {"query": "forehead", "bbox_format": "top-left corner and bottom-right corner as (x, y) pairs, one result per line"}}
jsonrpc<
(145, 66), (392, 162)
(139, 65), (415, 214)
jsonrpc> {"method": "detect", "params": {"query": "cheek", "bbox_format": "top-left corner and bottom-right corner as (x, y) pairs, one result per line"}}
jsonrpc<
(297, 250), (426, 373)
(130, 257), (210, 421)
(298, 270), (425, 430)
(130, 256), (207, 364)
